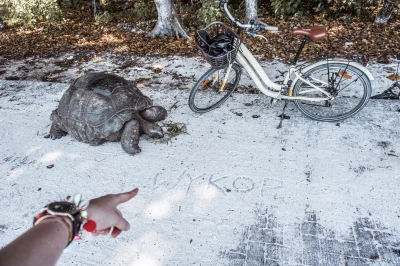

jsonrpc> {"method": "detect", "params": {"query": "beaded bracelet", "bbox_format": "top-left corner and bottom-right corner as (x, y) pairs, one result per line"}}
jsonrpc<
(33, 194), (96, 247)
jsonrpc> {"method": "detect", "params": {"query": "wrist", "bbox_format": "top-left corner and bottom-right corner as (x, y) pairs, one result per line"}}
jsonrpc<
(33, 195), (90, 248)
(85, 203), (93, 220)
(35, 215), (73, 243)
(81, 204), (97, 233)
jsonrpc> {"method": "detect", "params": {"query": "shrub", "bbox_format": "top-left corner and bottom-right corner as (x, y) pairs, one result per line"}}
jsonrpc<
(329, 0), (377, 17)
(0, 0), (63, 25)
(270, 0), (377, 17)
(133, 0), (156, 20)
(95, 11), (112, 25)
(271, 0), (303, 16)
(197, 0), (221, 24)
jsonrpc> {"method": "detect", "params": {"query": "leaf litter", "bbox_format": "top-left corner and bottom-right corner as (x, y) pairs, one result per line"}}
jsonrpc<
(0, 10), (399, 61)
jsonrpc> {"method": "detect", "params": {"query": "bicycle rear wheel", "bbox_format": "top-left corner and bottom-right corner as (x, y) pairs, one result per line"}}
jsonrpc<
(189, 64), (241, 113)
(293, 63), (372, 122)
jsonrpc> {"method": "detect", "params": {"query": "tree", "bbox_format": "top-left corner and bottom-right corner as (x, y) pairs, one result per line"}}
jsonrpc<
(149, 0), (189, 39)
(245, 0), (258, 23)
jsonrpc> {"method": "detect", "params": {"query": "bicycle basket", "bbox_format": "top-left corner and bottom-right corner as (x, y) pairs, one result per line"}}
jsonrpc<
(194, 22), (241, 69)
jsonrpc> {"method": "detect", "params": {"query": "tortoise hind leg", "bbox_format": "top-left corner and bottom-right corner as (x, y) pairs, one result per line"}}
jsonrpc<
(121, 120), (141, 155)
(50, 123), (67, 140)
(49, 110), (67, 140)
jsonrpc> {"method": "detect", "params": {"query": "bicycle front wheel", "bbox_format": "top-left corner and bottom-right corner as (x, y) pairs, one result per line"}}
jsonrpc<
(293, 63), (372, 122)
(189, 64), (241, 113)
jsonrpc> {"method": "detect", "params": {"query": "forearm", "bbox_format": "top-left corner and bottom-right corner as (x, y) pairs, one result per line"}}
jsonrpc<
(0, 218), (69, 266)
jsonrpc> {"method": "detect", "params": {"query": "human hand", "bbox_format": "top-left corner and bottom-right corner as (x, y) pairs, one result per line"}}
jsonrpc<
(86, 188), (138, 238)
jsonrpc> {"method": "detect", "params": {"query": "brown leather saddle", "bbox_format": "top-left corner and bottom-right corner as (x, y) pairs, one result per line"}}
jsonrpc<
(293, 26), (327, 41)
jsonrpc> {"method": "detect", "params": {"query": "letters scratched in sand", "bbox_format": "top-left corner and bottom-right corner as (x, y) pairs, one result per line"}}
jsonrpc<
(153, 170), (284, 196)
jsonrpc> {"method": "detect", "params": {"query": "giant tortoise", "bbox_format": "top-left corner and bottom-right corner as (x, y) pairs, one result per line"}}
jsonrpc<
(49, 72), (167, 155)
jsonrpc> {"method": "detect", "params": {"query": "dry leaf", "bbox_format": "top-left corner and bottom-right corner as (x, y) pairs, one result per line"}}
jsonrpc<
(339, 71), (352, 79)
(386, 74), (400, 81)
(92, 56), (102, 62)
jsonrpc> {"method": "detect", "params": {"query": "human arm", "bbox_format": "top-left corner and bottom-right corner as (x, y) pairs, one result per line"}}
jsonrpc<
(0, 217), (71, 266)
(0, 188), (139, 266)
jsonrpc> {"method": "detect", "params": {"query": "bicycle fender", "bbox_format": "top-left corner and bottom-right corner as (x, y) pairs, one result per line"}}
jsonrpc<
(291, 60), (374, 89)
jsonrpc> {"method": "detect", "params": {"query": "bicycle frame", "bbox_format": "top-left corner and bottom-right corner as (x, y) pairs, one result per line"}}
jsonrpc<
(235, 43), (374, 102)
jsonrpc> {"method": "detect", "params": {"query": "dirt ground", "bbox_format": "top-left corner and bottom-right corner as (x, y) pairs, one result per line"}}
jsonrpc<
(0, 52), (400, 265)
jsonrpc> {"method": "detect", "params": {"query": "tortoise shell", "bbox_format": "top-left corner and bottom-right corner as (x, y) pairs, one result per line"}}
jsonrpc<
(56, 72), (152, 143)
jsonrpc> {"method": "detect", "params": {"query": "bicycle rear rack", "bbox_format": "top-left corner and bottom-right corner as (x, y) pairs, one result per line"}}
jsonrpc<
(316, 53), (369, 67)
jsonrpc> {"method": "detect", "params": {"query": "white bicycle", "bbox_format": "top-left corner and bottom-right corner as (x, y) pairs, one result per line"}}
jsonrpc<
(189, 0), (374, 122)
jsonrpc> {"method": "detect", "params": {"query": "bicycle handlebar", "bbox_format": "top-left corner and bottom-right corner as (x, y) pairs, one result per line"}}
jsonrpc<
(258, 22), (279, 32)
(221, 2), (279, 32)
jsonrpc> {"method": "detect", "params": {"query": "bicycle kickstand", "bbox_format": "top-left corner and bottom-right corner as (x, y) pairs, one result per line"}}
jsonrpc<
(277, 101), (288, 129)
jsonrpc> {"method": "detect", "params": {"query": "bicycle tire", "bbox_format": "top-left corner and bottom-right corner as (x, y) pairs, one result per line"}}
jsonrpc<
(293, 63), (372, 122)
(189, 64), (241, 113)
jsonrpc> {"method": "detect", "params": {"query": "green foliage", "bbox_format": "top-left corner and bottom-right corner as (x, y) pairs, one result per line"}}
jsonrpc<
(133, 0), (156, 20)
(270, 0), (377, 17)
(330, 0), (377, 17)
(0, 0), (382, 28)
(197, 0), (221, 24)
(95, 11), (112, 25)
(271, 0), (303, 16)
(0, 0), (63, 25)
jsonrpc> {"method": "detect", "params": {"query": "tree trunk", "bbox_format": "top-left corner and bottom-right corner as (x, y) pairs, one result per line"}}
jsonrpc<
(149, 0), (189, 39)
(245, 0), (258, 23)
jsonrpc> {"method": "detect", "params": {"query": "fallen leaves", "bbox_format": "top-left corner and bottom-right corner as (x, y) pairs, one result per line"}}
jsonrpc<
(0, 10), (398, 60)
(386, 74), (400, 81)
(383, 67), (396, 72)
(339, 71), (352, 79)
(377, 54), (390, 64)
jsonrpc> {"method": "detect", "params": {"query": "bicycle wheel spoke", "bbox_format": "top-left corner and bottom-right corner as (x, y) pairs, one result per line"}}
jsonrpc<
(337, 77), (360, 94)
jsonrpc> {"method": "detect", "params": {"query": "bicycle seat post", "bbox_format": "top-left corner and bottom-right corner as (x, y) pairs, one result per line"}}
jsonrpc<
(291, 26), (327, 64)
(291, 37), (310, 65)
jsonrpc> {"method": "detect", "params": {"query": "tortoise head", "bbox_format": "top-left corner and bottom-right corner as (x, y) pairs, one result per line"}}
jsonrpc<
(141, 122), (164, 139)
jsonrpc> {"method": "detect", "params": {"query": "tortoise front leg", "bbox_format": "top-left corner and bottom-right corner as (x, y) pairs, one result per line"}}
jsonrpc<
(139, 106), (167, 122)
(121, 119), (141, 155)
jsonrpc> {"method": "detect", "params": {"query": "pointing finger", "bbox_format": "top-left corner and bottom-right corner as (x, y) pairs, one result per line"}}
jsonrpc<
(115, 188), (139, 204)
